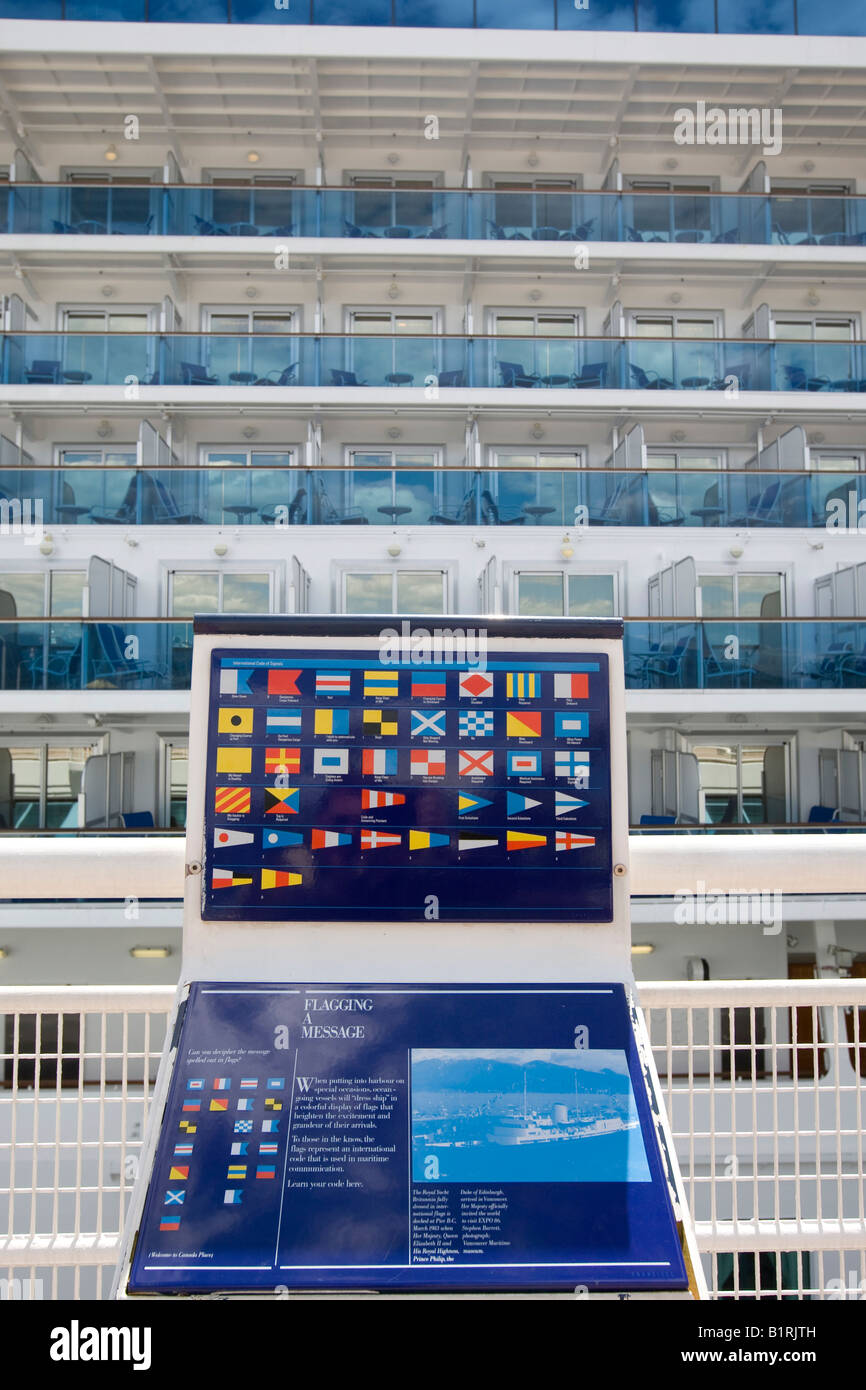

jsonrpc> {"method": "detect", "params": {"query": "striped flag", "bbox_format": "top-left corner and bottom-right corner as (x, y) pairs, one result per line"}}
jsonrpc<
(555, 712), (589, 738)
(236, 1098), (253, 1111)
(361, 829), (401, 850)
(554, 672), (589, 700)
(506, 672), (540, 699)
(231, 1142), (249, 1157)
(411, 675), (445, 698)
(174, 1143), (194, 1157)
(408, 831), (449, 850)
(361, 789), (406, 809)
(219, 667), (253, 696)
(214, 786), (251, 816)
(223, 1190), (243, 1206)
(240, 1078), (258, 1090)
(458, 835), (498, 851)
(216, 747), (252, 775)
(256, 1165), (277, 1180)
(213, 1077), (231, 1090)
(267, 669), (301, 696)
(182, 1099), (200, 1112)
(555, 792), (589, 817)
(267, 711), (302, 733)
(555, 750), (590, 781)
(316, 671), (351, 695)
(507, 831), (547, 851)
(506, 712), (542, 738)
(363, 748), (397, 776)
(311, 829), (352, 849)
(218, 707), (254, 735)
(314, 708), (350, 736)
(261, 869), (302, 889)
(265, 746), (300, 775)
(363, 669), (399, 698)
(261, 1119), (280, 1134)
(160, 1219), (180, 1232)
(556, 832), (596, 852)
(410, 748), (446, 777)
(259, 1142), (279, 1155)
(212, 868), (253, 890)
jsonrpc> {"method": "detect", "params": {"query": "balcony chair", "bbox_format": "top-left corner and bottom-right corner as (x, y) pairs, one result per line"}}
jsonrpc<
(792, 641), (853, 688)
(121, 811), (155, 829)
(260, 487), (308, 526)
(383, 225), (414, 238)
(531, 226), (565, 241)
(329, 368), (367, 387)
(312, 478), (368, 525)
(638, 637), (692, 688)
(807, 805), (839, 825)
(254, 362), (298, 386)
(193, 214), (229, 236)
(486, 220), (528, 240)
(436, 369), (465, 387)
(563, 218), (595, 240)
(51, 219), (79, 234)
(496, 360), (540, 388)
(625, 225), (665, 243)
(727, 478), (783, 527)
(180, 361), (219, 386)
(838, 644), (866, 686)
(86, 624), (165, 689)
(702, 631), (758, 688)
(572, 361), (607, 388)
(343, 220), (377, 238)
(709, 362), (750, 391)
(712, 227), (741, 243)
(267, 223), (295, 237)
(639, 814), (677, 827)
(91, 471), (202, 525)
(429, 487), (476, 525)
(424, 225), (448, 239)
(479, 489), (525, 525)
(783, 364), (833, 392)
(629, 363), (674, 390)
(25, 359), (62, 384)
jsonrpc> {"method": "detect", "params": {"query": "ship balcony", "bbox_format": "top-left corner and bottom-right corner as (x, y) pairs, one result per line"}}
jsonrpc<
(0, 619), (864, 696)
(6, 333), (866, 404)
(1, 464), (864, 531)
(3, 185), (866, 250)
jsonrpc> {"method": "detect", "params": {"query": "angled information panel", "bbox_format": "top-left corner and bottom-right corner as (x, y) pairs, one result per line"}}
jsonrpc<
(128, 981), (687, 1294)
(204, 639), (612, 923)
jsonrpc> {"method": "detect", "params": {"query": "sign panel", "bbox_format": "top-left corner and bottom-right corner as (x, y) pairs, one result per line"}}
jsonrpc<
(127, 982), (688, 1294)
(203, 644), (612, 923)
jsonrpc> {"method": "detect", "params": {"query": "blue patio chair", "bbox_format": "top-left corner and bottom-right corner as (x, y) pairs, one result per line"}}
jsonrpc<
(728, 478), (783, 526)
(572, 361), (607, 388)
(629, 363), (674, 390)
(25, 359), (62, 384)
(640, 637), (692, 688)
(91, 471), (201, 524)
(86, 624), (165, 688)
(703, 632), (758, 688)
(486, 220), (528, 240)
(639, 814), (677, 826)
(712, 227), (741, 243)
(312, 477), (368, 525)
(436, 369), (465, 386)
(424, 225), (448, 238)
(254, 362), (298, 385)
(429, 487), (476, 525)
(562, 218), (595, 240)
(807, 805), (838, 824)
(479, 489), (526, 525)
(329, 368), (367, 387)
(121, 811), (155, 829)
(496, 360), (540, 388)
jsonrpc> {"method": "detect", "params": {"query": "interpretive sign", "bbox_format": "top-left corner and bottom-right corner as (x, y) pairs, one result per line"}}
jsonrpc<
(203, 639), (612, 923)
(127, 981), (688, 1294)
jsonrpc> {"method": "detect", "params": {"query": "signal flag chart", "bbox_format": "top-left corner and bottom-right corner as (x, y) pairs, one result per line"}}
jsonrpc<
(204, 643), (612, 923)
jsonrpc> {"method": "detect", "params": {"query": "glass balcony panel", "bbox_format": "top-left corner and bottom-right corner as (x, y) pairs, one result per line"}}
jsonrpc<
(637, 0), (716, 30)
(477, 0), (554, 27)
(716, 0), (793, 29)
(66, 0), (146, 11)
(394, 0), (471, 22)
(148, 0), (228, 16)
(232, 0), (311, 19)
(797, 0), (866, 33)
(313, 0), (392, 22)
(557, 0), (637, 28)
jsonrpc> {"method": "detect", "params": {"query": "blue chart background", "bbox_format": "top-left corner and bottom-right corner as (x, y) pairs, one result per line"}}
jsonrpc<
(128, 982), (688, 1293)
(203, 646), (613, 922)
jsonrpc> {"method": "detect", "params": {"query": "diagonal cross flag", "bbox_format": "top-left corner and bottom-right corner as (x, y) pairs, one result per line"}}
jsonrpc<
(411, 709), (447, 738)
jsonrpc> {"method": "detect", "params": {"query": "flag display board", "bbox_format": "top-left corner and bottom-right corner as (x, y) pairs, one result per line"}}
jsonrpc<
(126, 981), (688, 1295)
(203, 639), (613, 923)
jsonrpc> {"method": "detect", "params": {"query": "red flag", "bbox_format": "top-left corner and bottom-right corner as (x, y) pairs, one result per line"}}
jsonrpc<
(267, 669), (301, 696)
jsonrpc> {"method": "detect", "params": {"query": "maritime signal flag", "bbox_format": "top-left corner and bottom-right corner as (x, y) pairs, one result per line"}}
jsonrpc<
(265, 747), (300, 774)
(556, 832), (596, 852)
(311, 829), (352, 849)
(213, 1078), (231, 1090)
(459, 671), (493, 699)
(236, 1098), (253, 1111)
(231, 1142), (249, 1156)
(411, 748), (446, 776)
(214, 786), (251, 815)
(411, 709), (447, 737)
(507, 792), (541, 815)
(316, 671), (351, 695)
(507, 752), (541, 777)
(218, 707), (254, 735)
(168, 1166), (189, 1181)
(314, 708), (349, 736)
(555, 713), (589, 738)
(411, 675), (446, 698)
(224, 1190), (243, 1205)
(555, 792), (589, 816)
(361, 830), (401, 849)
(555, 750), (590, 780)
(212, 868), (253, 889)
(458, 835), (498, 851)
(214, 827), (255, 849)
(506, 711), (542, 738)
(458, 749), (493, 777)
(160, 1219), (180, 1232)
(361, 789), (406, 809)
(408, 831), (449, 850)
(216, 747), (252, 775)
(264, 787), (299, 814)
(363, 669), (400, 698)
(267, 669), (301, 696)
(266, 710), (302, 733)
(209, 1098), (229, 1112)
(363, 709), (398, 735)
(506, 672), (540, 699)
(313, 749), (349, 776)
(261, 870), (302, 889)
(553, 673), (589, 700)
(458, 794), (492, 814)
(458, 709), (493, 738)
(263, 829), (303, 847)
(363, 748), (398, 776)
(219, 667), (253, 696)
(507, 832), (547, 851)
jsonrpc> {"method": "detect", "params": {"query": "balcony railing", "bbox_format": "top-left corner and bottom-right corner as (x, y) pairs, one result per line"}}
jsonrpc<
(1, 465), (863, 529)
(4, 185), (866, 248)
(6, 333), (866, 394)
(1, 619), (864, 692)
(0, 0), (859, 37)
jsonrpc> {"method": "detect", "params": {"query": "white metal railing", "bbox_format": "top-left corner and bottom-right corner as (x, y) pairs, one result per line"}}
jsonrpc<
(2, 981), (865, 1300)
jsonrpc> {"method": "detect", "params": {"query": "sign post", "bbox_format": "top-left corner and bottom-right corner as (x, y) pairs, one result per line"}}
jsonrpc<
(115, 615), (704, 1298)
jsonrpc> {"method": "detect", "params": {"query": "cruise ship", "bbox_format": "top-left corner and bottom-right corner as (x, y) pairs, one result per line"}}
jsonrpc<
(0, 0), (865, 1301)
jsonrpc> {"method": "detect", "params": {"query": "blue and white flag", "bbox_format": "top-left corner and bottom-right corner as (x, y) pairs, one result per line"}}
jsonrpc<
(554, 712), (589, 739)
(411, 709), (447, 738)
(555, 750), (590, 782)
